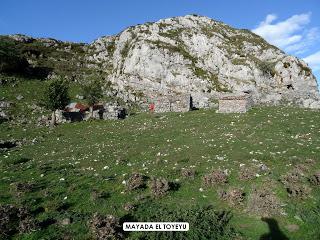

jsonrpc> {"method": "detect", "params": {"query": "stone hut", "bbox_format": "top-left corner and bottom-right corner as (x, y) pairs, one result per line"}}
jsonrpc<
(152, 94), (191, 113)
(217, 94), (253, 113)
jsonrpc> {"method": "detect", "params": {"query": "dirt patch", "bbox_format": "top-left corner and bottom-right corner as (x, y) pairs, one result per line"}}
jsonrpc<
(286, 184), (311, 199)
(203, 170), (228, 186)
(126, 172), (147, 191)
(13, 182), (35, 193)
(280, 168), (304, 186)
(90, 189), (110, 201)
(280, 166), (311, 199)
(89, 213), (123, 240)
(247, 186), (282, 217)
(285, 224), (299, 232)
(0, 205), (37, 237)
(239, 167), (256, 181)
(218, 188), (245, 206)
(149, 177), (170, 197)
(309, 171), (320, 185)
(123, 203), (135, 212)
(181, 168), (195, 179)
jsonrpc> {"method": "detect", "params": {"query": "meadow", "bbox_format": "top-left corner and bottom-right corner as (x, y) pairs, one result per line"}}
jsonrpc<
(1, 97), (320, 239)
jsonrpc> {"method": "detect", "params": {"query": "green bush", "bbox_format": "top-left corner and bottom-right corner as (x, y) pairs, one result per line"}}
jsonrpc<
(256, 60), (276, 77)
(128, 203), (239, 240)
(0, 37), (29, 74)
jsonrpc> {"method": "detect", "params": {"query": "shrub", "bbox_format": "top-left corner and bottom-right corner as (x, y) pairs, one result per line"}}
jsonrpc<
(42, 77), (70, 126)
(256, 60), (276, 77)
(82, 77), (103, 118)
(129, 203), (239, 240)
(0, 37), (29, 74)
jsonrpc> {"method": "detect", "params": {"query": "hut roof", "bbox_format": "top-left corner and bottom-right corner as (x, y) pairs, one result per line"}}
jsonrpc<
(219, 95), (250, 100)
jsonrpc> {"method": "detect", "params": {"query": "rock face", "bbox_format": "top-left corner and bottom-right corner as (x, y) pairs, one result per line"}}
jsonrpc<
(87, 14), (319, 108)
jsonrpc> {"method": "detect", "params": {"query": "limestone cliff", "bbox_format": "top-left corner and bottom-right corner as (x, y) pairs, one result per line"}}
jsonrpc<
(87, 15), (319, 108)
(2, 15), (319, 109)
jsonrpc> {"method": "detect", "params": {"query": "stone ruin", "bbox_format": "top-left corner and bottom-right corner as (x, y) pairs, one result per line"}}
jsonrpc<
(151, 94), (191, 113)
(52, 102), (126, 124)
(88, 103), (127, 121)
(0, 101), (12, 122)
(217, 94), (253, 113)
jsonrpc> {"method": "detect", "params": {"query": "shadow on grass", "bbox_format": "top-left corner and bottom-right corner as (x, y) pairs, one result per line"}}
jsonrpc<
(260, 218), (289, 240)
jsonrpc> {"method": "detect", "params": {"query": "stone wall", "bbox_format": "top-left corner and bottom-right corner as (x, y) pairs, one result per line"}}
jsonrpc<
(217, 95), (252, 113)
(153, 94), (191, 113)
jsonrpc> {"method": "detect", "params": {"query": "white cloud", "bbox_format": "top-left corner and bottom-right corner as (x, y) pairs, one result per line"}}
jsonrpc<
(303, 51), (320, 72)
(252, 13), (319, 54)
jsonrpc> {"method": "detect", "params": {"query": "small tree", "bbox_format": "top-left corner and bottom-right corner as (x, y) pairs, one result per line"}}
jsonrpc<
(43, 77), (70, 126)
(82, 79), (103, 118)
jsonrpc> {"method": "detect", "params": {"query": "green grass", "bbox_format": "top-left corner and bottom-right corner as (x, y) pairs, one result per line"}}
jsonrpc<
(1, 104), (320, 239)
(1, 79), (320, 239)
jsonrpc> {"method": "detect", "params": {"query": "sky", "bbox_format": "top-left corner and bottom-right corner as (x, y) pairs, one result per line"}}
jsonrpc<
(0, 0), (319, 82)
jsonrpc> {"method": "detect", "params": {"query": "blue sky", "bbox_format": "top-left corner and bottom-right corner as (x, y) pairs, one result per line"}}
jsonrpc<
(0, 0), (319, 82)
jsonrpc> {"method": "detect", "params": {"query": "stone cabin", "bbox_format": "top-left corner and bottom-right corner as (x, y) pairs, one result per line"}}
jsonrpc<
(152, 94), (191, 113)
(56, 102), (126, 123)
(217, 94), (253, 113)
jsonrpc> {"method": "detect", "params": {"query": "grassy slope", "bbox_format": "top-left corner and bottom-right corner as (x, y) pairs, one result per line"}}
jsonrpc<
(1, 80), (320, 239)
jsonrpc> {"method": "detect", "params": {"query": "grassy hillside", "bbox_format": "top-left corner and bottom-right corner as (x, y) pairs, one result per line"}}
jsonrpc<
(1, 76), (320, 239)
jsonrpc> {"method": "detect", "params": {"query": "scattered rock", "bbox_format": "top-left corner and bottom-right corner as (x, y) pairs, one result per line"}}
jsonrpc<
(76, 94), (84, 100)
(0, 101), (12, 108)
(258, 164), (269, 172)
(0, 110), (9, 122)
(37, 115), (50, 126)
(16, 95), (24, 101)
(60, 217), (72, 226)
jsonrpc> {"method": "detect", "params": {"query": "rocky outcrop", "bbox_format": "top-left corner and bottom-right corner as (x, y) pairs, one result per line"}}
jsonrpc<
(87, 15), (319, 108)
(2, 15), (319, 109)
